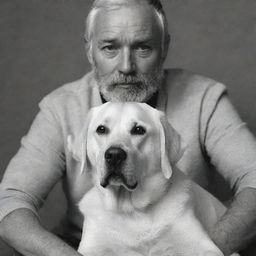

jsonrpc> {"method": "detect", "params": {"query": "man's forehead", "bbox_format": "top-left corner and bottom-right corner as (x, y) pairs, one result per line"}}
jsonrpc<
(97, 27), (154, 43)
(93, 0), (151, 8)
(93, 4), (160, 41)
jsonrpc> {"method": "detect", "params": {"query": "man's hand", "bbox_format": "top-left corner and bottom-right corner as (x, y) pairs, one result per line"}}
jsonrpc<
(0, 208), (82, 256)
(203, 252), (240, 256)
(210, 187), (256, 255)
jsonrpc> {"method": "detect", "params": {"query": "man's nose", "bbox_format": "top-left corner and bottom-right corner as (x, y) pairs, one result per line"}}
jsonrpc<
(118, 48), (135, 74)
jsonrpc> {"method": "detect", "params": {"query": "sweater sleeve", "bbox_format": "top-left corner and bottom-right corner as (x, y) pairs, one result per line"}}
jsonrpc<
(0, 95), (65, 221)
(200, 83), (256, 195)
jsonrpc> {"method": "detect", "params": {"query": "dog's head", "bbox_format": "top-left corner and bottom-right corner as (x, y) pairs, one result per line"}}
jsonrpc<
(68, 102), (185, 209)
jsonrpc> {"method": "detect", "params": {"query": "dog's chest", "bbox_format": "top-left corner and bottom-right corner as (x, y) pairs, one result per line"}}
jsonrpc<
(116, 214), (162, 240)
(86, 206), (174, 251)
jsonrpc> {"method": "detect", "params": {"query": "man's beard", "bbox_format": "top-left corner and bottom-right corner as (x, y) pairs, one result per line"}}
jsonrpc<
(93, 67), (165, 102)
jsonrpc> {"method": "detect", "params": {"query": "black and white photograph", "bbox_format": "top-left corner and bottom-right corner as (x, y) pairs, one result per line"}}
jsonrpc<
(0, 1), (256, 255)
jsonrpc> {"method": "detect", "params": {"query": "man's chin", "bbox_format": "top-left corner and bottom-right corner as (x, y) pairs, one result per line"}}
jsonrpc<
(100, 88), (156, 102)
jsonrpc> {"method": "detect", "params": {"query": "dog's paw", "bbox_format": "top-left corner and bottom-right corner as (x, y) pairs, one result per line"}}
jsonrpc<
(202, 250), (240, 256)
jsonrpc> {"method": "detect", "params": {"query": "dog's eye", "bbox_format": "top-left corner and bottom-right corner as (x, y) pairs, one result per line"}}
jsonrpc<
(96, 125), (109, 135)
(131, 125), (146, 135)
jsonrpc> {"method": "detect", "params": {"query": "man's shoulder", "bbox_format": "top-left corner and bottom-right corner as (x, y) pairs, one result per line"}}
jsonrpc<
(165, 68), (227, 96)
(163, 68), (228, 120)
(43, 72), (94, 103)
(39, 71), (99, 112)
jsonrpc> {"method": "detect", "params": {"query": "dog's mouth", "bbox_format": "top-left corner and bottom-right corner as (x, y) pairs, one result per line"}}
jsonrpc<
(100, 171), (138, 191)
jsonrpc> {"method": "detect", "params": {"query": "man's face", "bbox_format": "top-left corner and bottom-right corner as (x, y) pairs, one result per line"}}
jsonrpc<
(89, 3), (166, 102)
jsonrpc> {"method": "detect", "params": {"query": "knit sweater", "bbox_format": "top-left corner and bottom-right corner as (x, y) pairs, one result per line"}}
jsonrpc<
(1, 68), (256, 242)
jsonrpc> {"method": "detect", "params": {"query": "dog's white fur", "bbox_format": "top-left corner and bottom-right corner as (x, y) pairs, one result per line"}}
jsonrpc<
(68, 102), (239, 256)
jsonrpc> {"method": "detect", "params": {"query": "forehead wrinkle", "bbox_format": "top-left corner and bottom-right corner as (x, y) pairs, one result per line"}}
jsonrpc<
(99, 24), (152, 33)
(94, 0), (151, 11)
(98, 29), (153, 44)
(97, 27), (155, 51)
(98, 18), (153, 33)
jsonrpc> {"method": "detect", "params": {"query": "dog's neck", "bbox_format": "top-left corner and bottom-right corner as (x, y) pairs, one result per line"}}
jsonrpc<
(100, 168), (191, 215)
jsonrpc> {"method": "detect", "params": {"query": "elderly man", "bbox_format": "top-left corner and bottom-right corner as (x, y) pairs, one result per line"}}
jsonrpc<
(0, 0), (256, 255)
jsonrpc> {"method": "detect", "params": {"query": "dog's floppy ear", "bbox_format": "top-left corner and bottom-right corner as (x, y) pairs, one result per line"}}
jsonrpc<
(159, 114), (186, 179)
(67, 112), (93, 174)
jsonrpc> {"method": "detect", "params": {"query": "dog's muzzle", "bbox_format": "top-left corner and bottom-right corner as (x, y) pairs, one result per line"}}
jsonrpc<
(101, 147), (137, 190)
(105, 147), (127, 167)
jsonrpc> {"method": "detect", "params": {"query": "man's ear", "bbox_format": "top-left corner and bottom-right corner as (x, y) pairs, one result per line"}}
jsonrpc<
(159, 114), (186, 179)
(161, 34), (171, 64)
(85, 41), (93, 65)
(67, 112), (93, 174)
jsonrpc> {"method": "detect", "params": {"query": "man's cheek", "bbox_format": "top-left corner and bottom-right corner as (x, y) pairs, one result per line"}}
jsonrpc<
(93, 52), (117, 77)
(136, 58), (160, 74)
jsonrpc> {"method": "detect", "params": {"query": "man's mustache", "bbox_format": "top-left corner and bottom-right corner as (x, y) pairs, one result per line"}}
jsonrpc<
(103, 73), (146, 87)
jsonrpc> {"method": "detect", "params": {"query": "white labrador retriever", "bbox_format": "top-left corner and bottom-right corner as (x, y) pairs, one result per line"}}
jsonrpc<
(68, 102), (239, 256)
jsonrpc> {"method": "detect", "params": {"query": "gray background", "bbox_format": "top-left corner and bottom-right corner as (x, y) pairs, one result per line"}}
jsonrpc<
(0, 0), (255, 255)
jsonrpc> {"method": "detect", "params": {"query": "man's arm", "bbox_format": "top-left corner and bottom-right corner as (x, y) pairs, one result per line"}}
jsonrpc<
(200, 85), (256, 255)
(0, 95), (67, 254)
(0, 208), (82, 256)
(210, 187), (256, 255)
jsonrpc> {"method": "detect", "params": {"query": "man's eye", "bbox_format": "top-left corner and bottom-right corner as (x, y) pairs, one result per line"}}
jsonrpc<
(96, 125), (109, 135)
(136, 45), (151, 52)
(135, 45), (152, 57)
(131, 125), (146, 135)
(138, 45), (150, 50)
(102, 45), (117, 52)
(101, 45), (118, 57)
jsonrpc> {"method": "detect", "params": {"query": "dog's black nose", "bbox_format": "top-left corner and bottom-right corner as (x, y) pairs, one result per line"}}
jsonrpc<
(105, 147), (127, 166)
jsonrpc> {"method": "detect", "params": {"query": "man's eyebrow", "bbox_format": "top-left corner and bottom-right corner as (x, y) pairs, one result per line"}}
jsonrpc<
(133, 34), (155, 43)
(98, 38), (153, 44)
(98, 39), (118, 45)
(134, 39), (153, 44)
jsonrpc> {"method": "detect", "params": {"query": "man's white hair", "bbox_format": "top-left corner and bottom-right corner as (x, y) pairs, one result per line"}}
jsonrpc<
(84, 0), (170, 58)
